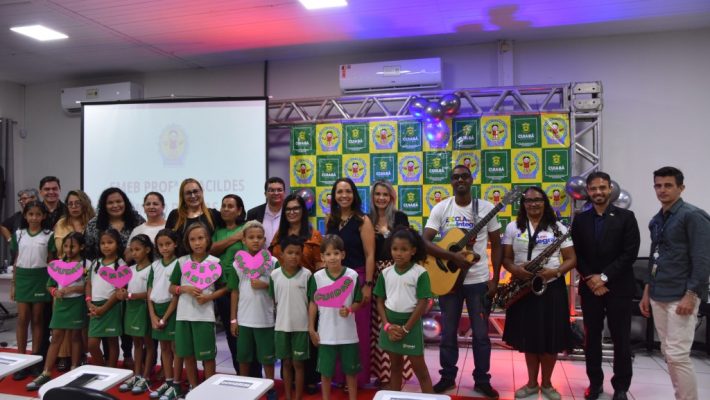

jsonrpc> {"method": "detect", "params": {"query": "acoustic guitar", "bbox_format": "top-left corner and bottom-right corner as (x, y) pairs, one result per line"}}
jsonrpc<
(424, 187), (523, 296)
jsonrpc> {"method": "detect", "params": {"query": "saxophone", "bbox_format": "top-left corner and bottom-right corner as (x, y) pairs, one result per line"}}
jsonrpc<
(493, 230), (572, 310)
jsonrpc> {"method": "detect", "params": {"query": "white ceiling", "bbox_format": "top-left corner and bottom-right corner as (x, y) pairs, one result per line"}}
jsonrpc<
(1, 0), (710, 84)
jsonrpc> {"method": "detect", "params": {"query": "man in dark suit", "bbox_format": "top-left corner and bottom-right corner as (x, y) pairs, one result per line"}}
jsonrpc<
(246, 176), (286, 246)
(571, 171), (640, 400)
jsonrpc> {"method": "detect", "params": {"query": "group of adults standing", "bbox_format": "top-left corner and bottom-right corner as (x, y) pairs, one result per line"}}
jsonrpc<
(5, 164), (708, 400)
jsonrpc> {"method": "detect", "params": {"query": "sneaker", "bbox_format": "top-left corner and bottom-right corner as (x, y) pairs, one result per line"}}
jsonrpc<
(541, 385), (562, 400)
(26, 373), (51, 391)
(159, 386), (178, 400)
(473, 382), (500, 399)
(132, 376), (149, 394)
(266, 389), (277, 400)
(119, 375), (138, 392)
(12, 367), (30, 381)
(515, 384), (539, 398)
(150, 382), (170, 399)
(433, 378), (456, 393)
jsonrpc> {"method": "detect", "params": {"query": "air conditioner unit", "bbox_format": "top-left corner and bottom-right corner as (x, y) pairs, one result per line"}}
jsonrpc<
(339, 58), (442, 94)
(60, 82), (143, 113)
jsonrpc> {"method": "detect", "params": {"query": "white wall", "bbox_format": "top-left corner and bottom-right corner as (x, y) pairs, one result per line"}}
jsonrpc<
(16, 28), (710, 253)
(0, 80), (26, 211)
(515, 28), (710, 253)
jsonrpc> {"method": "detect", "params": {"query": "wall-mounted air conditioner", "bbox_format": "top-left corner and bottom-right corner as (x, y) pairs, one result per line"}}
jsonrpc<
(339, 58), (442, 94)
(60, 82), (143, 113)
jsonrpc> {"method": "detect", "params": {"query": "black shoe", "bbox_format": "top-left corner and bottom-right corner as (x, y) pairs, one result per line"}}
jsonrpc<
(57, 357), (69, 372)
(305, 384), (319, 395)
(30, 362), (44, 377)
(433, 378), (456, 393)
(584, 385), (603, 400)
(612, 391), (628, 400)
(12, 367), (30, 381)
(473, 382), (500, 399)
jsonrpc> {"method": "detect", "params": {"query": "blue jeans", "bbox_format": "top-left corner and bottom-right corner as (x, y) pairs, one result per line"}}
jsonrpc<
(438, 282), (491, 384)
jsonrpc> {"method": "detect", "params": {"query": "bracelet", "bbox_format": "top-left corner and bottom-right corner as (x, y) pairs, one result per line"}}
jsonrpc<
(175, 286), (181, 295)
(685, 290), (699, 299)
(159, 319), (165, 325)
(347, 306), (353, 315)
(127, 292), (133, 300)
(230, 319), (237, 324)
(50, 287), (58, 297)
(384, 323), (392, 332)
(402, 326), (410, 334)
(85, 296), (92, 303)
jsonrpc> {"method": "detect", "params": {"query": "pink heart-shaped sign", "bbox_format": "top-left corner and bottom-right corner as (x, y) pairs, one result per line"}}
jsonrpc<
(314, 275), (355, 308)
(181, 260), (222, 290)
(47, 260), (84, 287)
(233, 249), (272, 279)
(98, 265), (132, 288)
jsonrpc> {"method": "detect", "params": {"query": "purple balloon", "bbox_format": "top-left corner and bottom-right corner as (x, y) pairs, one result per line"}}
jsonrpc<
(295, 188), (315, 211)
(424, 101), (444, 122)
(439, 93), (461, 116)
(424, 120), (450, 148)
(408, 96), (428, 118)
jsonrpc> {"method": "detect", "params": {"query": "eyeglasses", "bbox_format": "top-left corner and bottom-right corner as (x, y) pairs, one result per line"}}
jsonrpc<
(451, 173), (472, 181)
(267, 188), (284, 194)
(184, 189), (201, 197)
(523, 198), (545, 204)
(285, 207), (302, 214)
(18, 196), (35, 203)
(67, 201), (82, 208)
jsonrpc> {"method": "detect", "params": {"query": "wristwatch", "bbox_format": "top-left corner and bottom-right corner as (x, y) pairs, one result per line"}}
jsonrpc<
(600, 273), (608, 283)
(365, 280), (375, 288)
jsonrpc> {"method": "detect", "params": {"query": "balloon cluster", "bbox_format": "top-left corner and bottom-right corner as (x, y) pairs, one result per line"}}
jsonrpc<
(565, 175), (633, 209)
(408, 94), (462, 148)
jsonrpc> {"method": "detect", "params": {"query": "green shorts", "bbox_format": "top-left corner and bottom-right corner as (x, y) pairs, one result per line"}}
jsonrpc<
(151, 302), (176, 341)
(274, 331), (309, 361)
(88, 300), (123, 338)
(237, 325), (275, 365)
(378, 309), (424, 356)
(50, 296), (87, 330)
(14, 267), (51, 303)
(124, 299), (149, 337)
(317, 343), (361, 378)
(175, 321), (216, 361)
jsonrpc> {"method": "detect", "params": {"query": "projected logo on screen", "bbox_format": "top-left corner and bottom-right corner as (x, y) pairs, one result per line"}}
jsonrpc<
(159, 125), (187, 166)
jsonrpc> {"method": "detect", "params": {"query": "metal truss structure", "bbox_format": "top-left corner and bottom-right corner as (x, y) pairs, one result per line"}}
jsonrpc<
(268, 83), (604, 353)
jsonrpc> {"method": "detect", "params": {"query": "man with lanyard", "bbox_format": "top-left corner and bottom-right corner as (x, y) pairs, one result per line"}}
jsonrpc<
(571, 171), (640, 400)
(39, 176), (65, 229)
(640, 166), (710, 400)
(247, 177), (285, 247)
(424, 165), (502, 399)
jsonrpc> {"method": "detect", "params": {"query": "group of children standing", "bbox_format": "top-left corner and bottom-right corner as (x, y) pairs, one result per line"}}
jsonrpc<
(10, 199), (435, 400)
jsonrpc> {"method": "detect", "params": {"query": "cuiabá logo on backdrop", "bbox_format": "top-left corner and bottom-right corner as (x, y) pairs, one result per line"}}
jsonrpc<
(372, 124), (396, 150)
(292, 158), (315, 185)
(398, 155), (423, 183)
(344, 157), (367, 184)
(546, 183), (569, 213)
(484, 185), (509, 208)
(398, 186), (422, 215)
(425, 185), (451, 210)
(159, 124), (187, 166)
(513, 151), (540, 179)
(318, 188), (332, 216)
(543, 118), (568, 144)
(454, 152), (480, 180)
(483, 119), (508, 147)
(318, 125), (341, 152)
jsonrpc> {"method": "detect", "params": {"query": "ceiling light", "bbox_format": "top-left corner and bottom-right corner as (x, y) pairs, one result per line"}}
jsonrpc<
(299, 0), (347, 10)
(10, 25), (68, 41)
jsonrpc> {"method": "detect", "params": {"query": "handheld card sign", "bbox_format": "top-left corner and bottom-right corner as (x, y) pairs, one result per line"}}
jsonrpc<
(181, 260), (222, 290)
(98, 265), (132, 288)
(48, 260), (83, 287)
(314, 275), (354, 308)
(233, 249), (272, 279)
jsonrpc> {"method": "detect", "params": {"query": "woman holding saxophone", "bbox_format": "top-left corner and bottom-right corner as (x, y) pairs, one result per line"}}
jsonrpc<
(501, 186), (576, 400)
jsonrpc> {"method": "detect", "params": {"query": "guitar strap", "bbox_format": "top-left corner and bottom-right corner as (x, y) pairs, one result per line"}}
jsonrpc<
(470, 198), (479, 246)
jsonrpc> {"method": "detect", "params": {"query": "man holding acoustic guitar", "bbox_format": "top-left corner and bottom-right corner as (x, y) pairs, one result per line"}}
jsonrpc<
(423, 165), (512, 399)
